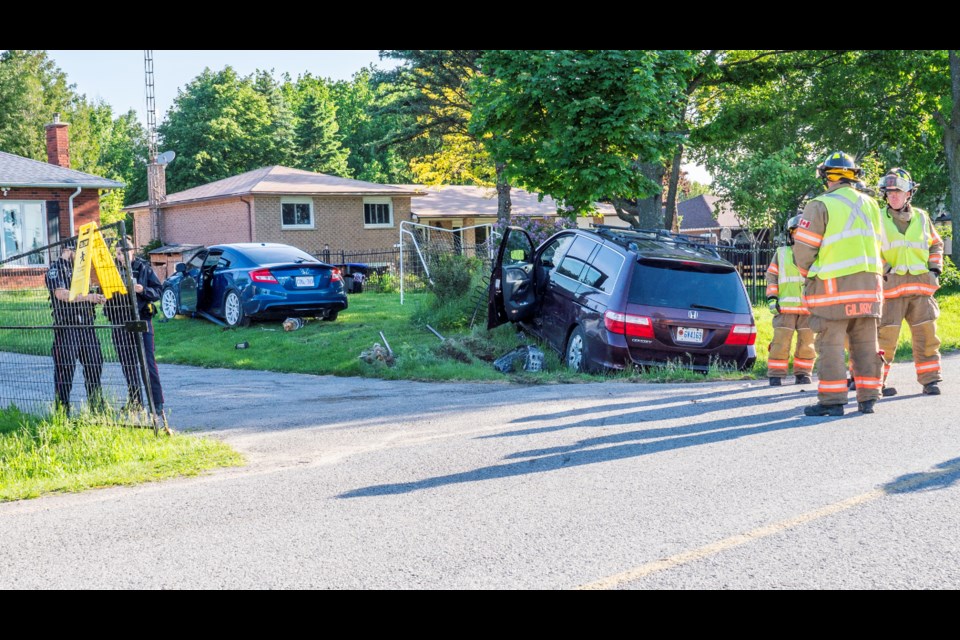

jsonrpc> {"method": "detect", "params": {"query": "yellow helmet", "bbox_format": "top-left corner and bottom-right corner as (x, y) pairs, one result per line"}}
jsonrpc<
(816, 151), (863, 182)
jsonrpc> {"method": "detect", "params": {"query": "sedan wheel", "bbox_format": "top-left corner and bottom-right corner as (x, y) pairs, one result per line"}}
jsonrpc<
(223, 290), (246, 327)
(160, 288), (178, 319)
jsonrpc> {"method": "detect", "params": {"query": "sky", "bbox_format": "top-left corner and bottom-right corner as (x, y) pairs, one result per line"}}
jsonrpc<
(45, 50), (711, 184)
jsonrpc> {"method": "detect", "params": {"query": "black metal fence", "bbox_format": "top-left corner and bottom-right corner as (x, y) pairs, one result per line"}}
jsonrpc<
(711, 242), (778, 306)
(0, 221), (162, 427)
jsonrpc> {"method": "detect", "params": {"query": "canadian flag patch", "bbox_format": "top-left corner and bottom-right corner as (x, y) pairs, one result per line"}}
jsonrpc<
(798, 218), (811, 229)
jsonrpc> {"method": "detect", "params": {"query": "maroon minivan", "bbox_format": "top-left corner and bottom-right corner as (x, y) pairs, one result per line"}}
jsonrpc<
(488, 226), (757, 373)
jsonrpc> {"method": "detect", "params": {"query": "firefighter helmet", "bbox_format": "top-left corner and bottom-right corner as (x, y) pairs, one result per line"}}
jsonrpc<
(785, 214), (803, 245)
(878, 167), (918, 195)
(816, 151), (863, 182)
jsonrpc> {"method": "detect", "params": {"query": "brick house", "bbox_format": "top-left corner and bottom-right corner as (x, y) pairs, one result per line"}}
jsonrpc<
(124, 166), (424, 266)
(0, 115), (124, 286)
(406, 185), (612, 251)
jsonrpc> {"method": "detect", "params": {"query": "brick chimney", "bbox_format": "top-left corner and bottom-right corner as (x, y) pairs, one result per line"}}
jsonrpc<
(45, 113), (70, 168)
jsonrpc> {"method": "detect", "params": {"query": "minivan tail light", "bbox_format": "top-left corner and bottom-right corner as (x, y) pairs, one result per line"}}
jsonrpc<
(604, 311), (654, 339)
(724, 324), (757, 345)
(250, 269), (278, 284)
(331, 268), (342, 282)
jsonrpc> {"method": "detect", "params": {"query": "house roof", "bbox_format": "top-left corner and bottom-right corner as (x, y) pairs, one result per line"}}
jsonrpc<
(405, 184), (617, 219)
(677, 195), (742, 231)
(0, 150), (124, 189)
(125, 165), (423, 210)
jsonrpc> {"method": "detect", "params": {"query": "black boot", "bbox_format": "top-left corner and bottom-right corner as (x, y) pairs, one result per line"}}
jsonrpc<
(795, 374), (812, 385)
(804, 403), (844, 417)
(922, 382), (941, 395)
(881, 386), (897, 397)
(769, 377), (782, 386)
(857, 400), (876, 414)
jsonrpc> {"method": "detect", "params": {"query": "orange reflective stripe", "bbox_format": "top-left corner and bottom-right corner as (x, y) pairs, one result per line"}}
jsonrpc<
(793, 358), (815, 367)
(767, 360), (789, 369)
(795, 229), (823, 247)
(825, 278), (837, 294)
(766, 285), (779, 296)
(883, 283), (939, 298)
(854, 376), (882, 389)
(805, 290), (883, 306)
(819, 379), (848, 390)
(779, 307), (810, 315)
(915, 362), (940, 373)
(929, 254), (943, 264)
(767, 262), (780, 274)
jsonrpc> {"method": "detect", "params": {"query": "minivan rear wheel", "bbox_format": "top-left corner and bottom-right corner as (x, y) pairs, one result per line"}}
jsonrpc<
(565, 326), (588, 373)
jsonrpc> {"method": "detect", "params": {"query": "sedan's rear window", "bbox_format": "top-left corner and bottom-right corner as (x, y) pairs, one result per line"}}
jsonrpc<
(628, 261), (751, 313)
(239, 246), (318, 265)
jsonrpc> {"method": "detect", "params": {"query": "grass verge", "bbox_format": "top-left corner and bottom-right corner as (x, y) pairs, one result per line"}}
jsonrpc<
(0, 407), (243, 502)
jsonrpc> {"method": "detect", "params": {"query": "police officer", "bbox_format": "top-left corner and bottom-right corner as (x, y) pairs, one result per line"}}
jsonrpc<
(46, 238), (107, 415)
(765, 214), (816, 386)
(793, 151), (885, 416)
(103, 236), (165, 417)
(876, 168), (944, 396)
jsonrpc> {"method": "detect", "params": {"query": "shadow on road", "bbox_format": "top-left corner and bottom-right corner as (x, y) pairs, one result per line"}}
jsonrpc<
(338, 404), (845, 498)
(883, 457), (960, 494)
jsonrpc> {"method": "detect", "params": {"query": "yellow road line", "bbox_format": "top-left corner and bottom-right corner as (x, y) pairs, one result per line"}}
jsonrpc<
(578, 460), (960, 590)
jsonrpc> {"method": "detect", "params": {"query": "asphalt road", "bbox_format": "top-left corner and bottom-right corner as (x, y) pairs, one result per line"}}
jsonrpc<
(2, 354), (959, 589)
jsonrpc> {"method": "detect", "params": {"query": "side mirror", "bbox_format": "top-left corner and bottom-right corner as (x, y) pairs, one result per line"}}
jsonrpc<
(175, 262), (187, 273)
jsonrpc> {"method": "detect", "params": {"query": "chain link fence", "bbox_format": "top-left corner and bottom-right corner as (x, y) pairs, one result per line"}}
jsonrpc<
(0, 221), (161, 427)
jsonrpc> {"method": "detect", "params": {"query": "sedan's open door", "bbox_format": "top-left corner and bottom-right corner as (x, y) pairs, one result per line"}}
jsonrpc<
(488, 227), (537, 329)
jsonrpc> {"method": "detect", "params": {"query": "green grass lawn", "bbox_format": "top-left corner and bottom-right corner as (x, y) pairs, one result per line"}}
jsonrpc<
(0, 407), (243, 502)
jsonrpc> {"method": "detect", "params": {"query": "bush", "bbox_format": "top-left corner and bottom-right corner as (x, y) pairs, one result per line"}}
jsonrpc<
(492, 216), (577, 249)
(367, 271), (399, 294)
(428, 254), (482, 302)
(939, 255), (960, 289)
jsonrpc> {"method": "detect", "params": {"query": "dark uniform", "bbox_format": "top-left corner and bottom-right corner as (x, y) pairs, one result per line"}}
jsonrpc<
(103, 256), (165, 412)
(45, 255), (104, 413)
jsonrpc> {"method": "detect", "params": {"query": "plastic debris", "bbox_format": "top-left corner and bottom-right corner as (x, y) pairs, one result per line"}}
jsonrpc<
(493, 345), (545, 373)
(283, 317), (305, 331)
(235, 341), (249, 350)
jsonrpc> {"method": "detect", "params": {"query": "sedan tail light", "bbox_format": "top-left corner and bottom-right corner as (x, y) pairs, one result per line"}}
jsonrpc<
(604, 310), (654, 339)
(331, 268), (343, 282)
(250, 269), (278, 284)
(724, 324), (757, 345)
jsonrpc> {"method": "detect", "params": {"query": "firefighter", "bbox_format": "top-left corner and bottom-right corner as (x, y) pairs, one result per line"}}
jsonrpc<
(103, 236), (166, 417)
(793, 151), (885, 416)
(876, 168), (944, 396)
(765, 214), (815, 386)
(45, 238), (107, 415)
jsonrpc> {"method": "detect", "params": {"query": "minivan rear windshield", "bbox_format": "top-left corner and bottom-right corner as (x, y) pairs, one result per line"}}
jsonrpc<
(628, 261), (751, 313)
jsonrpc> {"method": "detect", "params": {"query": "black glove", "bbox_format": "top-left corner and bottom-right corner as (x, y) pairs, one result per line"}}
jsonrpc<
(931, 267), (942, 277)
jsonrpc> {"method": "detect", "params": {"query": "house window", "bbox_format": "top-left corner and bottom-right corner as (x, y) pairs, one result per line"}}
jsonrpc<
(1, 201), (47, 265)
(281, 197), (314, 229)
(363, 198), (393, 228)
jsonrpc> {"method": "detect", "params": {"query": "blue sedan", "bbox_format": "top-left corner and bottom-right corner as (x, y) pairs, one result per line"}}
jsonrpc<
(160, 243), (347, 327)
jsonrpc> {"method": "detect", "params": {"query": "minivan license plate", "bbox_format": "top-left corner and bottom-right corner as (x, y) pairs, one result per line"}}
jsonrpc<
(295, 276), (313, 287)
(676, 327), (703, 343)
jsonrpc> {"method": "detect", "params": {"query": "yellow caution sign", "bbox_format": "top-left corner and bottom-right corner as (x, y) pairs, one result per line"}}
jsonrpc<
(68, 223), (128, 301)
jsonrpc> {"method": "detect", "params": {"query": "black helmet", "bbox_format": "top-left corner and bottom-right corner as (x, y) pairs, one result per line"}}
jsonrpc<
(785, 214), (803, 245)
(816, 151), (863, 181)
(878, 167), (918, 195)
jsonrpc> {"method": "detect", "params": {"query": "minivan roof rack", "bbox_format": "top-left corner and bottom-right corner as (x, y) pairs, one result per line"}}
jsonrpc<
(591, 225), (719, 257)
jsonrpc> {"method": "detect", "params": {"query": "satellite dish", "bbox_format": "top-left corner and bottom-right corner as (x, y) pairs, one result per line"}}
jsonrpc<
(156, 150), (176, 166)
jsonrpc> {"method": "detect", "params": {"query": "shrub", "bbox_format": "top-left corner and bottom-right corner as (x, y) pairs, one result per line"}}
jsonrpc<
(939, 255), (960, 289)
(428, 254), (482, 302)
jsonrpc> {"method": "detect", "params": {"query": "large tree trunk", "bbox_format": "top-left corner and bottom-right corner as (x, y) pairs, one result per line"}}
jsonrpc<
(948, 51), (960, 264)
(664, 145), (684, 232)
(495, 161), (512, 225)
(634, 161), (665, 228)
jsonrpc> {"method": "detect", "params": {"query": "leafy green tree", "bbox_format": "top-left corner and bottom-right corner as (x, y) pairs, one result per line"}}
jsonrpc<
(376, 51), (509, 220)
(159, 67), (296, 192)
(472, 50), (696, 224)
(288, 74), (350, 176)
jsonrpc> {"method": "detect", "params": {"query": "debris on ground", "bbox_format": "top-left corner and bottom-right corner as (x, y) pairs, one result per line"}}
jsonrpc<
(493, 345), (545, 373)
(235, 341), (249, 350)
(437, 340), (473, 363)
(425, 324), (445, 341)
(283, 317), (305, 331)
(359, 343), (395, 367)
